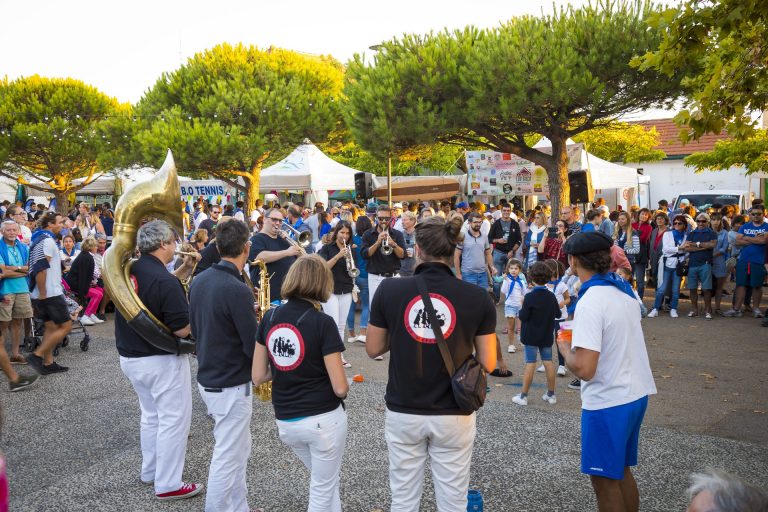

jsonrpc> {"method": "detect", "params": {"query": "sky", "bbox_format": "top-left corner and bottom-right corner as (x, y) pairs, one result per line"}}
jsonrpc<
(1, 0), (674, 117)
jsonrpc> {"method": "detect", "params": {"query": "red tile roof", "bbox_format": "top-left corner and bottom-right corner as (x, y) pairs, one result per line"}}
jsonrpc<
(629, 118), (730, 157)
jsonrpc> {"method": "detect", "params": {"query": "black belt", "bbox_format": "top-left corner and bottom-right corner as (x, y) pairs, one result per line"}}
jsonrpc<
(203, 387), (222, 393)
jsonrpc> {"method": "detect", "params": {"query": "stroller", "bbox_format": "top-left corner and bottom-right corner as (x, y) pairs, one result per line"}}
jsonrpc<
(24, 284), (91, 355)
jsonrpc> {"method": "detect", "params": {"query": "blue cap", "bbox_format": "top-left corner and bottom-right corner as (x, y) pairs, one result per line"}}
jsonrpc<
(456, 201), (469, 209)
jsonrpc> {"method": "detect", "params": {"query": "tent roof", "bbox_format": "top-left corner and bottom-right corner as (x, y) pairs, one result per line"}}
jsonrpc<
(260, 139), (362, 192)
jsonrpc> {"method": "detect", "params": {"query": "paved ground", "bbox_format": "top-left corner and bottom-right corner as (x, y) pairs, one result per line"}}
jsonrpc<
(5, 293), (768, 511)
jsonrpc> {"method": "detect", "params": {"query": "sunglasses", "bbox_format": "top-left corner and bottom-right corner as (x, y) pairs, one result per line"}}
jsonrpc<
(377, 217), (391, 222)
(211, 211), (221, 215)
(696, 219), (708, 223)
(673, 222), (684, 225)
(750, 212), (763, 216)
(266, 217), (284, 223)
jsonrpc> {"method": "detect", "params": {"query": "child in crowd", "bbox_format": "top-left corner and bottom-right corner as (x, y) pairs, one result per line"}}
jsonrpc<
(538, 259), (570, 377)
(499, 259), (527, 354)
(513, 261), (562, 406)
(617, 267), (648, 317)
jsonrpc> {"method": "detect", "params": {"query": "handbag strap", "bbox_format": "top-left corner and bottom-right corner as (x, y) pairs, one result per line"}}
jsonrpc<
(415, 277), (455, 376)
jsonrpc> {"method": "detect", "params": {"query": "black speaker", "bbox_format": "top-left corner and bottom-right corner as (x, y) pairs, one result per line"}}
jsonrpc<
(354, 172), (373, 200)
(568, 170), (594, 204)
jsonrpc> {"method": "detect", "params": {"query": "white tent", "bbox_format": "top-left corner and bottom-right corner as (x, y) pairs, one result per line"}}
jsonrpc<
(260, 139), (361, 205)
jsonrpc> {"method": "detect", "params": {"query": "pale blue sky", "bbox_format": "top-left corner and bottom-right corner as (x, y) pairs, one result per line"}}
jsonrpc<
(2, 0), (603, 103)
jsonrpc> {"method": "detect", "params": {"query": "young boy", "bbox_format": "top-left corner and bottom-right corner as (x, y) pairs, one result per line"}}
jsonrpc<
(513, 261), (562, 406)
(499, 259), (527, 353)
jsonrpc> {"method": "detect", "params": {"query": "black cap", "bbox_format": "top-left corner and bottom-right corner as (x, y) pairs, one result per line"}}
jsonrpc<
(658, 199), (668, 206)
(563, 231), (614, 255)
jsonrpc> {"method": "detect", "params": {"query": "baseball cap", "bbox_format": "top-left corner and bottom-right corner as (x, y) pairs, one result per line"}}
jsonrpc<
(393, 202), (403, 208)
(456, 201), (469, 209)
(365, 204), (377, 215)
(598, 205), (610, 213)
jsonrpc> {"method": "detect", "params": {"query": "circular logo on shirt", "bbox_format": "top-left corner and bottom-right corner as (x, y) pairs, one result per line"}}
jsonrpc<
(266, 323), (305, 371)
(403, 293), (457, 344)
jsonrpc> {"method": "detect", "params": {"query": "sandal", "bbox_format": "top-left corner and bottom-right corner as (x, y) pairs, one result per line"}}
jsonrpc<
(490, 368), (513, 378)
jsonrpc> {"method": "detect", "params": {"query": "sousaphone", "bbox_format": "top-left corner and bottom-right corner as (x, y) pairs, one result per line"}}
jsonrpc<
(102, 150), (195, 354)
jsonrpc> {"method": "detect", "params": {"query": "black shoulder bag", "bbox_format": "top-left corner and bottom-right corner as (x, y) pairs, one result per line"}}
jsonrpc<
(415, 278), (487, 413)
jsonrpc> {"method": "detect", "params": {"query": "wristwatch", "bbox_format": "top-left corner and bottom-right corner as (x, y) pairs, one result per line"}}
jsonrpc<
(696, 241), (701, 248)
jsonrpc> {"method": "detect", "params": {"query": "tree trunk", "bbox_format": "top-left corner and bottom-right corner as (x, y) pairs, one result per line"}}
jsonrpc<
(545, 135), (570, 221)
(53, 190), (70, 215)
(245, 163), (263, 214)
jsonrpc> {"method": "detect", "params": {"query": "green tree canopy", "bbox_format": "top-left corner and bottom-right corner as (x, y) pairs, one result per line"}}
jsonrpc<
(634, 0), (768, 140)
(572, 122), (666, 163)
(0, 75), (129, 212)
(344, 1), (682, 215)
(132, 43), (344, 211)
(685, 130), (768, 175)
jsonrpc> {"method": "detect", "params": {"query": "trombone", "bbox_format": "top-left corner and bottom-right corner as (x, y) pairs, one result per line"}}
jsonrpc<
(381, 228), (393, 256)
(280, 224), (311, 254)
(342, 239), (359, 278)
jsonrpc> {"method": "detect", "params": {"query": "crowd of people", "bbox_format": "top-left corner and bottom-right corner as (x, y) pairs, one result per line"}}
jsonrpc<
(3, 192), (766, 511)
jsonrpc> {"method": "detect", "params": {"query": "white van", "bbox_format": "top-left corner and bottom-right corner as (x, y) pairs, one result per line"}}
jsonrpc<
(671, 190), (751, 212)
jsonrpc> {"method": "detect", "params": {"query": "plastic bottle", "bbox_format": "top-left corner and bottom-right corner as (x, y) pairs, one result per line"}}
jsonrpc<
(467, 489), (483, 511)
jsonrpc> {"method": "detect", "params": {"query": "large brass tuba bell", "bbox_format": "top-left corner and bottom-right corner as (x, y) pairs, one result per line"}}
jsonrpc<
(102, 150), (195, 354)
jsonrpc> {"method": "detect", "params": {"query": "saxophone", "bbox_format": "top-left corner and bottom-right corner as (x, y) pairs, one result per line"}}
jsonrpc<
(102, 150), (195, 354)
(248, 259), (273, 401)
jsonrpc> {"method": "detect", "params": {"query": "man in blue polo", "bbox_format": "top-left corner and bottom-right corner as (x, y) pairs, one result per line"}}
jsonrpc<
(724, 204), (767, 318)
(557, 232), (656, 512)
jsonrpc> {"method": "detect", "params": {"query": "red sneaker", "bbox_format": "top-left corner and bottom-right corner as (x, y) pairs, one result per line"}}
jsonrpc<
(156, 482), (204, 500)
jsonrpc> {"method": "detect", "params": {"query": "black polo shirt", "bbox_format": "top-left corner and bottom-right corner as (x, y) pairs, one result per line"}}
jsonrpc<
(318, 242), (354, 294)
(489, 218), (522, 253)
(256, 299), (345, 420)
(115, 254), (189, 358)
(190, 260), (258, 388)
(370, 262), (496, 415)
(248, 232), (296, 302)
(360, 227), (405, 275)
(193, 243), (220, 277)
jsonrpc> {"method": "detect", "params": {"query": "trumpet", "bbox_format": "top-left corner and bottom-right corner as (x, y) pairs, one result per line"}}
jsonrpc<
(281, 224), (311, 251)
(174, 250), (198, 257)
(381, 229), (393, 256)
(342, 239), (359, 278)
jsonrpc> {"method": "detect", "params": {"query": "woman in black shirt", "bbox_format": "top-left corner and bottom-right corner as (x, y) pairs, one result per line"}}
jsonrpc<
(252, 255), (349, 512)
(365, 216), (497, 511)
(318, 221), (355, 368)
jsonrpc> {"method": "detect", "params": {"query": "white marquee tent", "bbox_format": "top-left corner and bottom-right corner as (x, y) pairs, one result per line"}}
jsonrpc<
(259, 139), (362, 205)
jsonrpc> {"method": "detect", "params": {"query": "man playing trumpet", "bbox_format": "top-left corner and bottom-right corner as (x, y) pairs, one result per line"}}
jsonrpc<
(248, 208), (302, 304)
(360, 205), (405, 307)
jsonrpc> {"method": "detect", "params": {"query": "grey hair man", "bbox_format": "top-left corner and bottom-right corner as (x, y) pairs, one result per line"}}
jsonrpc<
(0, 220), (33, 364)
(687, 468), (768, 512)
(115, 220), (203, 501)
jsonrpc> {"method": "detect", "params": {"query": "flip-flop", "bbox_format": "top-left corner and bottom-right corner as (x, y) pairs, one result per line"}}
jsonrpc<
(490, 368), (513, 378)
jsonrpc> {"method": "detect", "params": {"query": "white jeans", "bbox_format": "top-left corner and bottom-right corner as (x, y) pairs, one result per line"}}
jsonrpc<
(276, 405), (347, 512)
(322, 293), (353, 340)
(119, 354), (192, 494)
(385, 409), (477, 512)
(198, 383), (253, 512)
(368, 273), (397, 308)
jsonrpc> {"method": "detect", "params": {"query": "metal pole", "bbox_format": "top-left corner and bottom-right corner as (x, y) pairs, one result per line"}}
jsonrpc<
(387, 152), (392, 206)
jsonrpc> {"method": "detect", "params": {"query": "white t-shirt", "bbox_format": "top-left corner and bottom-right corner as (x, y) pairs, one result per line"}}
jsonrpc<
(234, 210), (245, 222)
(500, 274), (527, 307)
(571, 285), (657, 410)
(193, 211), (208, 229)
(19, 225), (32, 245)
(546, 280), (569, 320)
(31, 237), (63, 299)
(304, 214), (319, 242)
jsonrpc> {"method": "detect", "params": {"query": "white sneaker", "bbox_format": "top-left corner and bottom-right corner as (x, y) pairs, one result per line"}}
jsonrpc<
(753, 308), (764, 319)
(347, 336), (358, 343)
(79, 315), (95, 326)
(557, 365), (567, 376)
(670, 309), (679, 318)
(374, 355), (384, 361)
(89, 314), (105, 324)
(647, 309), (659, 318)
(356, 335), (367, 343)
(536, 364), (545, 373)
(507, 344), (516, 353)
(541, 393), (557, 405)
(512, 394), (528, 406)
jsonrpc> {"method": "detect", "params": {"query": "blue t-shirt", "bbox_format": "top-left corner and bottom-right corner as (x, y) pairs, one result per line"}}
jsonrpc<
(687, 228), (718, 267)
(737, 222), (768, 264)
(0, 243), (31, 294)
(581, 223), (595, 233)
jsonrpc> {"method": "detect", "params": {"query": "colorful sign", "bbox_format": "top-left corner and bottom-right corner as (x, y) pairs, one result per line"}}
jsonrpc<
(465, 144), (584, 197)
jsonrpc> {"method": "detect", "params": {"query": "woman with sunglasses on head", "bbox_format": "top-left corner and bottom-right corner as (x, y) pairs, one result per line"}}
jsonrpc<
(648, 215), (689, 319)
(649, 212), (671, 306)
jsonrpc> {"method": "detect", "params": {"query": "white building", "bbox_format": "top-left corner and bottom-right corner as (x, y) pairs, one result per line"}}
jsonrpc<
(626, 118), (766, 208)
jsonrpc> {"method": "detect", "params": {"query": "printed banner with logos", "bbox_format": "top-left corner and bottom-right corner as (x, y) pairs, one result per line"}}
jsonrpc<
(465, 144), (583, 197)
(179, 180), (236, 205)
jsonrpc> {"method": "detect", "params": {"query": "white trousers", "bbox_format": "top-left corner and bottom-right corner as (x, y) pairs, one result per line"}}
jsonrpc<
(198, 383), (253, 512)
(276, 405), (347, 512)
(385, 409), (477, 512)
(322, 293), (353, 340)
(120, 354), (192, 494)
(368, 273), (396, 308)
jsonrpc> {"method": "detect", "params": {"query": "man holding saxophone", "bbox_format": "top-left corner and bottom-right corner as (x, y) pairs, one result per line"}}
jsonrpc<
(248, 208), (302, 304)
(360, 205), (405, 307)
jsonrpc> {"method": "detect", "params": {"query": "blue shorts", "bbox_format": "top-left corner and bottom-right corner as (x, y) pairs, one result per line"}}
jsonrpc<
(581, 396), (648, 480)
(687, 263), (712, 290)
(735, 260), (767, 288)
(523, 344), (552, 364)
(504, 304), (521, 318)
